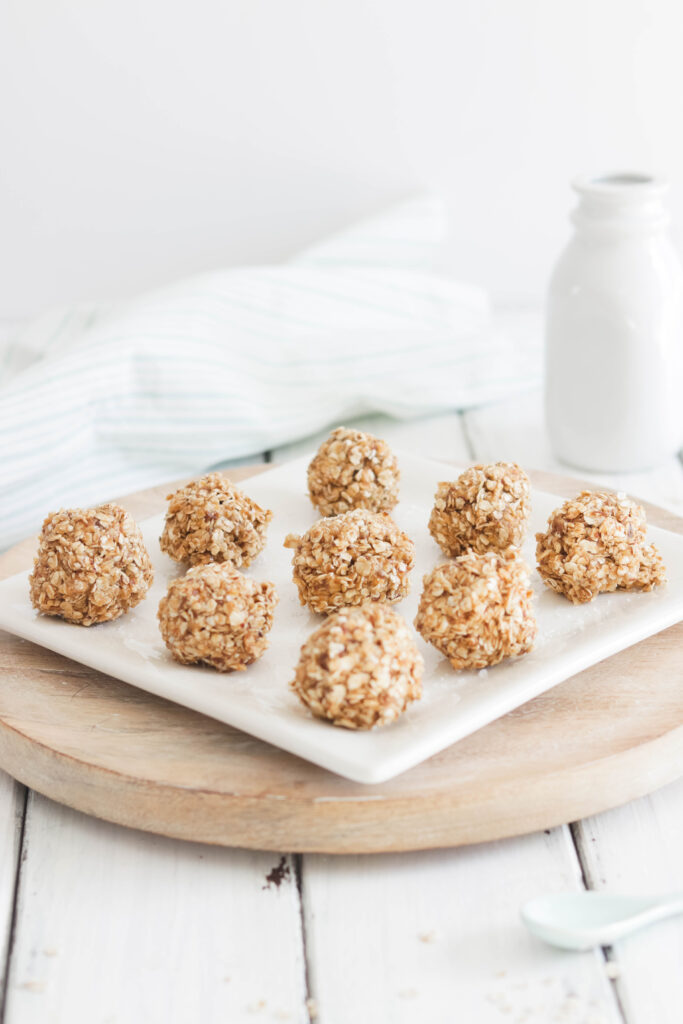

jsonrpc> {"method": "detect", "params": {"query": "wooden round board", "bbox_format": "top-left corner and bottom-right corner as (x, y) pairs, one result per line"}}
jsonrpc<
(1, 465), (683, 854)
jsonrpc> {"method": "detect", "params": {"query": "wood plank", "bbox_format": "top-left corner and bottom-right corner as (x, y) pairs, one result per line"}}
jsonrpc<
(273, 411), (472, 464)
(271, 307), (542, 468)
(464, 390), (683, 515)
(466, 379), (683, 1024)
(572, 780), (683, 1024)
(3, 451), (311, 1023)
(0, 771), (24, 1015)
(3, 793), (308, 1024)
(300, 829), (622, 1024)
(463, 389), (560, 471)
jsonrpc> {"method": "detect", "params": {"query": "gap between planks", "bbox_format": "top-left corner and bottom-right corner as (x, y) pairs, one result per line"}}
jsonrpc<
(569, 822), (629, 1023)
(458, 408), (476, 461)
(293, 854), (315, 1024)
(0, 785), (28, 1024)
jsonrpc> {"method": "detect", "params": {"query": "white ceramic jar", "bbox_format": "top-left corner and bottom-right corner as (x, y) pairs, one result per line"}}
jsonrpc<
(545, 172), (683, 472)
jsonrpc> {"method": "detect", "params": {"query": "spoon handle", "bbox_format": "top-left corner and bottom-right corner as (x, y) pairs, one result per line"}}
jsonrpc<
(649, 894), (683, 920)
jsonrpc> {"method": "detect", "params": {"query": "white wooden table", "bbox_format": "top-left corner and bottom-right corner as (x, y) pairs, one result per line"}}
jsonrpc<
(2, 312), (683, 1023)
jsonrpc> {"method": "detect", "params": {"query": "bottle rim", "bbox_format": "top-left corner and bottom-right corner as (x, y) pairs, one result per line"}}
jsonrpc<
(572, 171), (669, 199)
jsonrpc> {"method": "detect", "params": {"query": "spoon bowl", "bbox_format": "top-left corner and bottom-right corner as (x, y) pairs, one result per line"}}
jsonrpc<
(521, 891), (683, 951)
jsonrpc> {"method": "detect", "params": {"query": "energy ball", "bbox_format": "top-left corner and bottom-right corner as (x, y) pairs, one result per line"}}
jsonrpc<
(290, 603), (423, 729)
(307, 426), (400, 516)
(160, 473), (272, 568)
(29, 504), (153, 626)
(536, 490), (666, 605)
(415, 549), (536, 670)
(284, 508), (415, 614)
(157, 563), (277, 671)
(429, 463), (530, 557)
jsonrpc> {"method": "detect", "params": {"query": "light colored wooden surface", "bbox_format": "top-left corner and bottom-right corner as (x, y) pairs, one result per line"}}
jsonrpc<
(3, 311), (683, 1023)
(302, 831), (621, 1023)
(3, 795), (307, 1024)
(572, 786), (683, 1023)
(2, 463), (683, 854)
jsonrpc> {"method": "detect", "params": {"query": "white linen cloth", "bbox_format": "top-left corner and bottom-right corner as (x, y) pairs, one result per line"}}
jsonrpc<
(0, 196), (541, 549)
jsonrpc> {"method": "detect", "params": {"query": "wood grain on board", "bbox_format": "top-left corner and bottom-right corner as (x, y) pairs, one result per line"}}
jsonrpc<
(1, 465), (682, 854)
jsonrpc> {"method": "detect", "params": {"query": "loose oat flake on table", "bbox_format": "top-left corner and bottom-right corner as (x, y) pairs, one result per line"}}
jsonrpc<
(429, 462), (531, 557)
(415, 548), (537, 670)
(159, 472), (272, 568)
(307, 426), (400, 516)
(291, 602), (423, 729)
(536, 490), (667, 604)
(157, 563), (278, 672)
(284, 508), (415, 614)
(29, 504), (153, 626)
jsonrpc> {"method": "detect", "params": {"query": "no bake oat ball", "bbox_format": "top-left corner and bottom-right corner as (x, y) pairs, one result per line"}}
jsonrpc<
(415, 549), (536, 670)
(157, 563), (277, 671)
(307, 426), (400, 516)
(290, 602), (423, 729)
(535, 490), (666, 604)
(160, 473), (272, 568)
(284, 509), (415, 614)
(429, 463), (530, 558)
(29, 504), (153, 626)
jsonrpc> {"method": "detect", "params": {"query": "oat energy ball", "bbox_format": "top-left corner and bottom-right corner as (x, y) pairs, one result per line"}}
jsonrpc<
(307, 426), (400, 516)
(291, 603), (423, 729)
(429, 463), (530, 557)
(158, 563), (277, 671)
(29, 504), (153, 626)
(284, 509), (415, 614)
(536, 490), (666, 605)
(415, 549), (536, 670)
(160, 473), (272, 568)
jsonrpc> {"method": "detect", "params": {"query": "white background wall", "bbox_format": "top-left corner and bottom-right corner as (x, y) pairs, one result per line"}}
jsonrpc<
(1, 0), (681, 317)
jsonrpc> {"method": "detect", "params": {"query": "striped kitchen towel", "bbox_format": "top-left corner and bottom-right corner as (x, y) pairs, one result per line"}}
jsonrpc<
(0, 195), (541, 548)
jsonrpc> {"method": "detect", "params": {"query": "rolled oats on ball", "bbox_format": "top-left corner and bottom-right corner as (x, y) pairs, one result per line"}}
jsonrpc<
(157, 563), (277, 672)
(290, 602), (423, 729)
(284, 508), (415, 614)
(160, 473), (272, 568)
(536, 490), (666, 604)
(415, 549), (536, 671)
(307, 426), (400, 516)
(429, 463), (530, 558)
(29, 503), (153, 626)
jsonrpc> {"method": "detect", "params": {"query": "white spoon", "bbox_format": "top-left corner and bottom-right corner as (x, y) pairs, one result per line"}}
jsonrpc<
(521, 891), (683, 951)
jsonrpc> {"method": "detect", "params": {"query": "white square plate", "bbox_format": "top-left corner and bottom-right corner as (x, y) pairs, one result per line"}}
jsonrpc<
(1, 452), (683, 784)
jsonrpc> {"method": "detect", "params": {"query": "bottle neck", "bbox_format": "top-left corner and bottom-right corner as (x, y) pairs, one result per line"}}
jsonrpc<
(571, 172), (670, 237)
